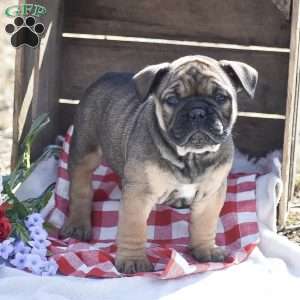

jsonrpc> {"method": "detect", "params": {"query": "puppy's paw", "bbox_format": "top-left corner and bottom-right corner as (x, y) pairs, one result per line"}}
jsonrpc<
(115, 256), (154, 274)
(192, 246), (227, 262)
(60, 218), (92, 241)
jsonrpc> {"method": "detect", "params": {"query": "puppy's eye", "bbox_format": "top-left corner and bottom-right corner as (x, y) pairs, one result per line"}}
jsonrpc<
(215, 94), (227, 103)
(165, 97), (179, 106)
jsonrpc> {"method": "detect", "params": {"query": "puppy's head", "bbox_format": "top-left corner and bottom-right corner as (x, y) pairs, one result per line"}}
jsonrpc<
(134, 55), (258, 156)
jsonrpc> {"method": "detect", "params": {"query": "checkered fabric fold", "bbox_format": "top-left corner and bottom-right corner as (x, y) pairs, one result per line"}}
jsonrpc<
(48, 126), (259, 279)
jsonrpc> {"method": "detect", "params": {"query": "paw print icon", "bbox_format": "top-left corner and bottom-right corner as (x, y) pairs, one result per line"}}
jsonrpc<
(5, 16), (45, 48)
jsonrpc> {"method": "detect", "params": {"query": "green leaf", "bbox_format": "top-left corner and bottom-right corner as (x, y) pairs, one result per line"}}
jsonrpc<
(35, 185), (54, 212)
(44, 221), (56, 231)
(22, 183), (55, 213)
(2, 175), (11, 186)
(21, 146), (60, 185)
(0, 113), (61, 234)
(8, 114), (50, 190)
(3, 183), (29, 219)
(21, 113), (50, 155)
(3, 182), (19, 203)
(5, 209), (18, 223)
(14, 200), (29, 219)
(12, 222), (30, 242)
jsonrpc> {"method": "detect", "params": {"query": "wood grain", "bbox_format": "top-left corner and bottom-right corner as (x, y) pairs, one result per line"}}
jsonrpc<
(12, 46), (37, 169)
(280, 0), (300, 227)
(12, 0), (64, 162)
(29, 0), (63, 159)
(60, 38), (289, 115)
(63, 0), (290, 48)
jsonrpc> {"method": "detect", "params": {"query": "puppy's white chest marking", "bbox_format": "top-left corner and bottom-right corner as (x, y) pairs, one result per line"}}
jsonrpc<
(175, 184), (198, 200)
(157, 184), (198, 206)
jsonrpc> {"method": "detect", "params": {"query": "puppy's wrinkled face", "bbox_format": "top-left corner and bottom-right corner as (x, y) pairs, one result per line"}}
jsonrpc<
(133, 55), (258, 155)
(154, 58), (237, 153)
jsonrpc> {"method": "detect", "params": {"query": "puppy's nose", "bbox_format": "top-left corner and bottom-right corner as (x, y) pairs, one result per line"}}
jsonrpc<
(188, 108), (206, 120)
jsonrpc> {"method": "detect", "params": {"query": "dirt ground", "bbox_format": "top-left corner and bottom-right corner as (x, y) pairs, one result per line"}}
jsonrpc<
(285, 190), (300, 245)
(0, 0), (299, 245)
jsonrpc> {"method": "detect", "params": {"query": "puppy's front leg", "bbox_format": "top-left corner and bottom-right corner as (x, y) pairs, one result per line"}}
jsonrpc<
(116, 183), (155, 274)
(190, 182), (227, 262)
(61, 151), (101, 241)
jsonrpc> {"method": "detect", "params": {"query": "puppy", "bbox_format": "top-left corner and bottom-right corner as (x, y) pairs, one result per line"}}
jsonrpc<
(61, 55), (258, 274)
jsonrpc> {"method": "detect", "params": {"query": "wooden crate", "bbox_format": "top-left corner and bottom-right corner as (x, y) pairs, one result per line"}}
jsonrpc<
(12, 0), (300, 227)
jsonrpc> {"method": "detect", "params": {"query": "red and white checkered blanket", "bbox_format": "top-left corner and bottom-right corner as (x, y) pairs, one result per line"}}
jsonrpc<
(48, 126), (259, 279)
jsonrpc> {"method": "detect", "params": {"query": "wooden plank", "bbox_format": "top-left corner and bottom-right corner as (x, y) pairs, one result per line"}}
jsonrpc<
(29, 0), (63, 159)
(237, 112), (285, 119)
(62, 33), (291, 53)
(60, 38), (289, 117)
(12, 0), (46, 167)
(11, 46), (37, 169)
(64, 0), (291, 48)
(233, 118), (285, 157)
(280, 0), (300, 227)
(12, 0), (64, 162)
(30, 0), (64, 158)
(58, 102), (285, 159)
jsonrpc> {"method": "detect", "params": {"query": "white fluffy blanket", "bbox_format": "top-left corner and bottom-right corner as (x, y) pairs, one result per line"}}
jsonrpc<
(0, 150), (299, 300)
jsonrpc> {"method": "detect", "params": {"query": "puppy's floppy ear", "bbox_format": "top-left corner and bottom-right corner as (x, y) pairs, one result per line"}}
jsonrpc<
(219, 60), (258, 99)
(133, 62), (170, 101)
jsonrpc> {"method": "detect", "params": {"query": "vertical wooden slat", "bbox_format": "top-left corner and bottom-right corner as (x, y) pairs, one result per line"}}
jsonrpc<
(280, 0), (300, 227)
(11, 34), (38, 169)
(11, 0), (63, 166)
(30, 0), (63, 158)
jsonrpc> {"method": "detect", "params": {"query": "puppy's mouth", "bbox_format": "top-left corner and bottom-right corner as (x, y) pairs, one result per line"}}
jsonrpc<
(188, 130), (225, 147)
(172, 130), (226, 148)
(163, 97), (232, 149)
(169, 119), (229, 148)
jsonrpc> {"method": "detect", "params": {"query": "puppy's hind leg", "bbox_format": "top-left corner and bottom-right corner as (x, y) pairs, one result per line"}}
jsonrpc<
(61, 131), (102, 241)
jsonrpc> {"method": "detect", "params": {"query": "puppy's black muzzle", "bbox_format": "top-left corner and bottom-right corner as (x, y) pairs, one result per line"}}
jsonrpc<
(168, 97), (229, 146)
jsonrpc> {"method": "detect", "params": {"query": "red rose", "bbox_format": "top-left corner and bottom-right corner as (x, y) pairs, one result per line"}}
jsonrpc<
(0, 217), (12, 242)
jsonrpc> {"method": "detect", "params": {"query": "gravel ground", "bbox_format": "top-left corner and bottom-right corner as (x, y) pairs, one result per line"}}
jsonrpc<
(282, 210), (300, 244)
(285, 191), (300, 245)
(0, 1), (299, 245)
